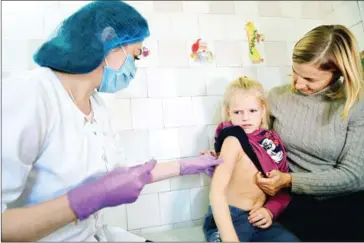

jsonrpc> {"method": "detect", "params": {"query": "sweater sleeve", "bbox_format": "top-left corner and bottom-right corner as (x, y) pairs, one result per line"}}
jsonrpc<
(291, 99), (364, 195)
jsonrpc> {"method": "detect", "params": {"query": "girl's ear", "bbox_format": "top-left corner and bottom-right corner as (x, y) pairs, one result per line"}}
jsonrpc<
(226, 107), (230, 119)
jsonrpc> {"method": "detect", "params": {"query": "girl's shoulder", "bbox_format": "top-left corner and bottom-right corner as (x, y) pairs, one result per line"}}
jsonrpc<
(214, 121), (233, 138)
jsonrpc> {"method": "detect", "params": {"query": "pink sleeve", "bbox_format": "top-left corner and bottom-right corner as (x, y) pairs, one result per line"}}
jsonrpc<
(264, 189), (291, 219)
(264, 130), (291, 219)
(272, 130), (289, 173)
(215, 121), (233, 140)
(214, 122), (224, 140)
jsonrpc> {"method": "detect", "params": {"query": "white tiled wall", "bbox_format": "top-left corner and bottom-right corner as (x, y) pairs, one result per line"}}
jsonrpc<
(3, 0), (363, 236)
(323, 1), (364, 51)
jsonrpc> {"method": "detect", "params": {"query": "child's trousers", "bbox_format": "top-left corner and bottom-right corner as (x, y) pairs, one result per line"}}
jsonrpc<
(203, 205), (299, 242)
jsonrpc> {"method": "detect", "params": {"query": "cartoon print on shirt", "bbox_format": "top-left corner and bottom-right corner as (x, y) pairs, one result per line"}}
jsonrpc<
(259, 131), (284, 163)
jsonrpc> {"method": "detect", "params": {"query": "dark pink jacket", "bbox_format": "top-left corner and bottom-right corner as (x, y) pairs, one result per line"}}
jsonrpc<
(215, 121), (291, 219)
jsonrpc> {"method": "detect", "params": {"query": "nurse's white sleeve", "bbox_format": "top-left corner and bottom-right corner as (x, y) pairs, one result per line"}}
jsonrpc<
(2, 78), (50, 212)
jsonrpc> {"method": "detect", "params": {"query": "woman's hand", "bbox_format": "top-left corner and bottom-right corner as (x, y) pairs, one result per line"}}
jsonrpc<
(68, 159), (157, 220)
(179, 154), (223, 177)
(256, 170), (292, 196)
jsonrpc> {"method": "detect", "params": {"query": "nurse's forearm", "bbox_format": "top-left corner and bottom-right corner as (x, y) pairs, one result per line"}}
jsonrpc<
(150, 161), (180, 182)
(1, 195), (77, 242)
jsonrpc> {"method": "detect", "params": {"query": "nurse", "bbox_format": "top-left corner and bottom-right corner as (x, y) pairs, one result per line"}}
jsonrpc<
(1, 1), (222, 241)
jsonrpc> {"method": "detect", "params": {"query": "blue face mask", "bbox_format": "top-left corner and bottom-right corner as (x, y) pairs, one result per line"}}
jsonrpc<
(98, 47), (137, 93)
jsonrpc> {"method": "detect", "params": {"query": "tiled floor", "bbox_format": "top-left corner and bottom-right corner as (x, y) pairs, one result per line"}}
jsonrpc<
(138, 226), (205, 242)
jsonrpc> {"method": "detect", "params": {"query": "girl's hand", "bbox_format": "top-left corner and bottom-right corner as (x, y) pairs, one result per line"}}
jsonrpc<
(248, 207), (273, 229)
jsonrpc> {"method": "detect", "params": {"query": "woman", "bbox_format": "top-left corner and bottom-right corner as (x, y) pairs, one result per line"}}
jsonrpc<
(256, 24), (364, 241)
(1, 1), (222, 242)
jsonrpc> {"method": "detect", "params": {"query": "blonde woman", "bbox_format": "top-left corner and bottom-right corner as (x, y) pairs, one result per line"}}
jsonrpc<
(256, 25), (364, 241)
(202, 77), (299, 242)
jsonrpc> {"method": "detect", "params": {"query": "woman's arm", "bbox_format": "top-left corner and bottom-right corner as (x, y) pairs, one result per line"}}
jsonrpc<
(150, 154), (223, 182)
(210, 137), (242, 242)
(2, 154), (221, 241)
(2, 196), (77, 242)
(2, 161), (156, 242)
(290, 101), (364, 195)
(150, 161), (181, 182)
(259, 100), (364, 196)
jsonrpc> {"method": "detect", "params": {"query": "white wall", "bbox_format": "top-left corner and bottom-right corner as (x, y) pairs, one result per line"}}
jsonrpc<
(3, 0), (361, 235)
(323, 1), (364, 51)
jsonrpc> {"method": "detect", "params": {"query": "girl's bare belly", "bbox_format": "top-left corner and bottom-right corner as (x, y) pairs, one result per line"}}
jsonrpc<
(226, 154), (266, 211)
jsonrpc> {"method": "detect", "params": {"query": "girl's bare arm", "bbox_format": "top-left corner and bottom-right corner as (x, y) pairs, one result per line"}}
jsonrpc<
(210, 136), (242, 242)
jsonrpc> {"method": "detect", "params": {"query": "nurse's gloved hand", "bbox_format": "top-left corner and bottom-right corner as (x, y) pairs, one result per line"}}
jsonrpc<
(67, 159), (157, 220)
(179, 154), (223, 177)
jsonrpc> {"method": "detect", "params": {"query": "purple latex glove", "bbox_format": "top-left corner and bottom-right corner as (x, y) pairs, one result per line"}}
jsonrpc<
(179, 154), (223, 177)
(67, 159), (157, 220)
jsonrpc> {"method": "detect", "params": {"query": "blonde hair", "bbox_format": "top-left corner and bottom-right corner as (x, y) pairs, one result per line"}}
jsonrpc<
(223, 76), (270, 129)
(292, 24), (364, 119)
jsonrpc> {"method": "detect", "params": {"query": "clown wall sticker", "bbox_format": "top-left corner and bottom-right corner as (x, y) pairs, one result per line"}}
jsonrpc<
(245, 21), (265, 64)
(140, 47), (150, 57)
(138, 46), (150, 58)
(190, 39), (214, 64)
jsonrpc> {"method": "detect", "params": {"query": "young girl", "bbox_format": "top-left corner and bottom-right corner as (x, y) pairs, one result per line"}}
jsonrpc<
(202, 76), (299, 242)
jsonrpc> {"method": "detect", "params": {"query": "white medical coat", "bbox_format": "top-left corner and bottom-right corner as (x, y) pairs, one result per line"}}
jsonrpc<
(2, 67), (146, 242)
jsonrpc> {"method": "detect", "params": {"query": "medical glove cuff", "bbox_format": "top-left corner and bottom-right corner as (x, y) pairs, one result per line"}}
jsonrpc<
(179, 154), (223, 177)
(67, 177), (106, 220)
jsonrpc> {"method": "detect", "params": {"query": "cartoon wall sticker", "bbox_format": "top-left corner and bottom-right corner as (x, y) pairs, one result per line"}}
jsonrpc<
(139, 46), (150, 58)
(190, 39), (214, 63)
(245, 21), (265, 64)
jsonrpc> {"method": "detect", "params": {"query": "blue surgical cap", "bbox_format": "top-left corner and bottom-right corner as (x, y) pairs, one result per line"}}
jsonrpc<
(33, 1), (150, 74)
